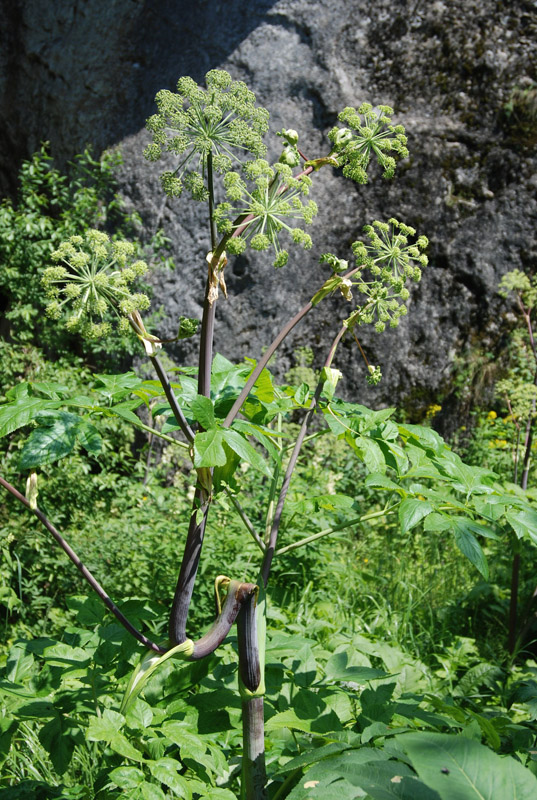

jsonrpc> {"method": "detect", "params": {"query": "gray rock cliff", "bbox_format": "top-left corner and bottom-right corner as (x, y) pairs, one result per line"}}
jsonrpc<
(1, 0), (536, 424)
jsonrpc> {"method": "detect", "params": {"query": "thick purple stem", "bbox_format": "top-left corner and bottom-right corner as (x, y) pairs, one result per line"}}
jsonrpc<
(192, 579), (257, 659)
(237, 591), (266, 800)
(168, 486), (210, 644)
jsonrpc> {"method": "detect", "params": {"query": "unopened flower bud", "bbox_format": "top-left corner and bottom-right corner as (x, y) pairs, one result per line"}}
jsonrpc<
(278, 128), (299, 145)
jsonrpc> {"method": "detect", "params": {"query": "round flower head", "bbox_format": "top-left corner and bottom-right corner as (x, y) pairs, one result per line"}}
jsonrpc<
(144, 69), (270, 200)
(313, 219), (428, 334)
(215, 161), (317, 267)
(328, 103), (409, 183)
(42, 230), (149, 339)
(499, 269), (537, 310)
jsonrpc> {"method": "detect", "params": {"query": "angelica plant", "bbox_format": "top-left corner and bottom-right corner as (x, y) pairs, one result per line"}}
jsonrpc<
(1, 69), (430, 800)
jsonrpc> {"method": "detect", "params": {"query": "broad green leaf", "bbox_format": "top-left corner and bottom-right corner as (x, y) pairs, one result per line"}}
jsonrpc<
(76, 419), (102, 455)
(286, 778), (362, 800)
(399, 731), (537, 800)
(505, 509), (537, 544)
(324, 651), (386, 683)
(194, 788), (236, 800)
(0, 397), (61, 438)
(141, 782), (166, 800)
(365, 473), (404, 494)
(265, 705), (342, 734)
(193, 429), (227, 467)
(125, 698), (153, 730)
(466, 711), (501, 751)
(424, 515), (490, 578)
(93, 372), (144, 401)
(42, 642), (92, 670)
(399, 498), (434, 533)
(352, 435), (387, 474)
(6, 643), (34, 683)
(221, 428), (272, 476)
(149, 758), (192, 798)
(275, 742), (352, 774)
(286, 749), (417, 800)
(5, 381), (31, 401)
(109, 766), (145, 789)
(288, 645), (318, 688)
(161, 721), (207, 760)
(109, 732), (145, 762)
(65, 595), (106, 626)
(398, 423), (446, 454)
(294, 383), (311, 406)
(453, 522), (489, 578)
(324, 410), (347, 436)
(39, 715), (78, 775)
(213, 440), (241, 491)
(244, 357), (275, 402)
(19, 410), (80, 469)
(190, 394), (216, 429)
(108, 400), (145, 426)
(438, 452), (496, 497)
(29, 381), (70, 399)
(454, 662), (501, 698)
(86, 710), (143, 761)
(423, 513), (453, 533)
(380, 439), (409, 473)
(14, 700), (56, 718)
(0, 680), (35, 698)
(232, 419), (283, 466)
(86, 709), (125, 742)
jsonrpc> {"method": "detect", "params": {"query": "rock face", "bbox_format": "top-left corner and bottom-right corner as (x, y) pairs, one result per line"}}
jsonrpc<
(2, 0), (536, 423)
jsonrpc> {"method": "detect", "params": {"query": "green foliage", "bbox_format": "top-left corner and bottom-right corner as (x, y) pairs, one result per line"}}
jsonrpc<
(2, 596), (537, 798)
(0, 143), (172, 368)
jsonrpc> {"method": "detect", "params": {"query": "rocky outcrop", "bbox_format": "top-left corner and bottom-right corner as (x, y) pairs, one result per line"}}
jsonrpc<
(2, 0), (536, 422)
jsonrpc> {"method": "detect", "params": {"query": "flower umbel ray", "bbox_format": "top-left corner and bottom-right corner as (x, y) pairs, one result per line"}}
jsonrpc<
(215, 162), (318, 268)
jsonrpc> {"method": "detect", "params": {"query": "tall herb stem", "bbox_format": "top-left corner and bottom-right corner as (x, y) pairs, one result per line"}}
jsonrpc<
(260, 326), (346, 586)
(237, 591), (266, 800)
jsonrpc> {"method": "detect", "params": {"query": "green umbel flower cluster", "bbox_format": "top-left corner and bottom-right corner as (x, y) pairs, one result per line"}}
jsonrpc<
(328, 103), (409, 183)
(213, 161), (318, 268)
(144, 69), (269, 200)
(42, 231), (149, 339)
(499, 269), (537, 308)
(315, 219), (428, 332)
(347, 218), (428, 332)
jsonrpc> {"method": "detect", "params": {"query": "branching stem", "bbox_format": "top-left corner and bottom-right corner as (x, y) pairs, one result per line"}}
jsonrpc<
(260, 325), (347, 586)
(0, 475), (166, 654)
